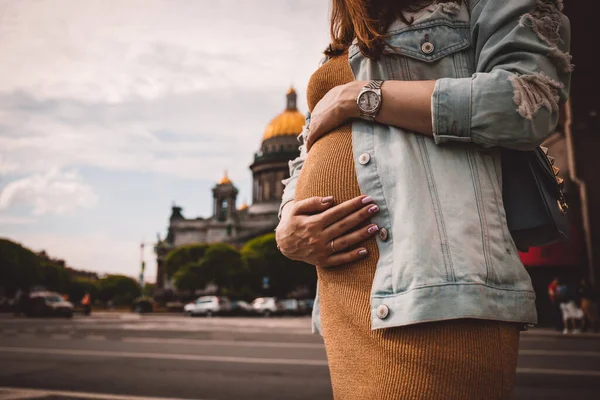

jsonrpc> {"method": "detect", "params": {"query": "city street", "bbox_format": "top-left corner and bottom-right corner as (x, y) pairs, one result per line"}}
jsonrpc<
(0, 314), (599, 400)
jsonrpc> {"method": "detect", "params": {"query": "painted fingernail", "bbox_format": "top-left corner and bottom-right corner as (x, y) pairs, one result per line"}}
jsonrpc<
(322, 196), (334, 204)
(362, 196), (373, 204)
(368, 205), (379, 214)
(367, 225), (379, 234)
(359, 249), (368, 256)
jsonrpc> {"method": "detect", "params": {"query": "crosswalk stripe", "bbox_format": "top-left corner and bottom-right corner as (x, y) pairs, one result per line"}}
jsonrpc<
(517, 368), (600, 377)
(0, 346), (329, 366)
(520, 349), (600, 357)
(121, 337), (324, 349)
(0, 387), (204, 400)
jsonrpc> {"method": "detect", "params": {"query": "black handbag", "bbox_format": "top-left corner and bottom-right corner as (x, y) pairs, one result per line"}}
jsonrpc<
(501, 147), (570, 252)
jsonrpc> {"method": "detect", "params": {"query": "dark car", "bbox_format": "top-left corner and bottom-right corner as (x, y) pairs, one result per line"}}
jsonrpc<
(26, 292), (74, 318)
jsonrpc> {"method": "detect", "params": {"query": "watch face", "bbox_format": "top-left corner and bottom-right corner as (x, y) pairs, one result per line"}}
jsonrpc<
(358, 90), (380, 113)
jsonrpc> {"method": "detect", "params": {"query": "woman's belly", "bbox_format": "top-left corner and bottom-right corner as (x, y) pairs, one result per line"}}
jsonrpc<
(294, 124), (380, 346)
(294, 124), (360, 203)
(294, 123), (379, 284)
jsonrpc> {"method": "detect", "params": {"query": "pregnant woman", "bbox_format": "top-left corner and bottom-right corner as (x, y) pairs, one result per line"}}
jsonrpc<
(275, 0), (571, 398)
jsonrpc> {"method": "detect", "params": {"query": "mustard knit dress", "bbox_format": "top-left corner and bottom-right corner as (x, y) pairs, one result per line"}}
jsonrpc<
(293, 54), (521, 399)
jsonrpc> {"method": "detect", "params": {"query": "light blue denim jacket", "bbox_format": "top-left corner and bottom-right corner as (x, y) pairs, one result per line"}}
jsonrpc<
(280, 0), (571, 334)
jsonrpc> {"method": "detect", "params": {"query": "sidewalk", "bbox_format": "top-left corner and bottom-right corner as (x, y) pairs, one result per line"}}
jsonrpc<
(523, 327), (600, 339)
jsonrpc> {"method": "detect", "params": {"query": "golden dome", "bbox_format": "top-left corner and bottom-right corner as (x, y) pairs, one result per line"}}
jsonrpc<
(262, 110), (305, 141)
(218, 171), (232, 185)
(262, 86), (305, 142)
(238, 200), (249, 211)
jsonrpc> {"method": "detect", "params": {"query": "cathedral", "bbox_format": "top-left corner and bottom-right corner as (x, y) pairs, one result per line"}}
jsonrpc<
(154, 88), (305, 289)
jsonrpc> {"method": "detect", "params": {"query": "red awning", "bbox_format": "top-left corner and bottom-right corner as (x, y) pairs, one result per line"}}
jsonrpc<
(519, 224), (584, 267)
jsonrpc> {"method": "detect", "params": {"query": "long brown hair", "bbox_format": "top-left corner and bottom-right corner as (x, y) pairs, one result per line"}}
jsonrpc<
(325, 0), (461, 60)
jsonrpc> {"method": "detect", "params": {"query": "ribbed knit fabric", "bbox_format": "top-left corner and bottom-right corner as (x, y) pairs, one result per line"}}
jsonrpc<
(294, 54), (521, 399)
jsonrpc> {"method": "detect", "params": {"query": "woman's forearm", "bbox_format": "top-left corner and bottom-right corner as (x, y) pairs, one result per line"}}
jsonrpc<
(343, 80), (436, 137)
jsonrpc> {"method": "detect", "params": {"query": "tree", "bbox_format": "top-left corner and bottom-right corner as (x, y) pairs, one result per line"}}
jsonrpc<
(0, 238), (102, 302)
(173, 262), (202, 292)
(39, 261), (71, 294)
(201, 243), (244, 289)
(164, 244), (210, 278)
(173, 244), (245, 294)
(96, 275), (141, 306)
(241, 233), (316, 298)
(0, 238), (42, 294)
(68, 277), (98, 304)
(143, 282), (155, 295)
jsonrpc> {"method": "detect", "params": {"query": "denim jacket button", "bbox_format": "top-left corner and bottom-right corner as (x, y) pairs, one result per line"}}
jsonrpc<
(358, 153), (371, 165)
(421, 41), (435, 54)
(376, 304), (389, 319)
(378, 227), (389, 241)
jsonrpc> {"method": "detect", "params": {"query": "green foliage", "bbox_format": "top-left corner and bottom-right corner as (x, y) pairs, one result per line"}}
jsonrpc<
(143, 282), (155, 296)
(164, 244), (210, 278)
(173, 262), (203, 292)
(68, 277), (98, 304)
(39, 261), (71, 294)
(241, 233), (316, 298)
(96, 275), (141, 306)
(173, 243), (246, 294)
(0, 238), (145, 306)
(201, 243), (244, 288)
(0, 238), (42, 293)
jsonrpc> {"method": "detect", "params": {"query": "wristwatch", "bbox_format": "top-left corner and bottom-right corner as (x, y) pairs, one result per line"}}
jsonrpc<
(356, 80), (384, 121)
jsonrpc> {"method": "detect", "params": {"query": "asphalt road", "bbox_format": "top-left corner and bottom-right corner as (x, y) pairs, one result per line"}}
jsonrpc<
(0, 313), (599, 400)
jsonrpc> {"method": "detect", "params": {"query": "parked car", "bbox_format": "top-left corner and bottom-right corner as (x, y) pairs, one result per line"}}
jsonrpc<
(229, 300), (253, 316)
(251, 297), (283, 317)
(297, 298), (315, 316)
(184, 296), (232, 317)
(280, 298), (300, 316)
(133, 297), (154, 314)
(26, 292), (73, 318)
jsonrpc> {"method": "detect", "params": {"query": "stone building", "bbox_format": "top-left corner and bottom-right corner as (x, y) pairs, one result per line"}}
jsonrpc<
(154, 88), (305, 289)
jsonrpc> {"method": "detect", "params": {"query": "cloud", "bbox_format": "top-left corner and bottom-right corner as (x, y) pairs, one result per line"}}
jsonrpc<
(0, 215), (37, 225)
(0, 0), (329, 103)
(0, 169), (98, 216)
(0, 88), (287, 183)
(0, 0), (330, 278)
(0, 0), (330, 184)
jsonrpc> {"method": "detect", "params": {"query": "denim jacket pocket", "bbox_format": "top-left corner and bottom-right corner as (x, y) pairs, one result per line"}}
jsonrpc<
(384, 20), (473, 80)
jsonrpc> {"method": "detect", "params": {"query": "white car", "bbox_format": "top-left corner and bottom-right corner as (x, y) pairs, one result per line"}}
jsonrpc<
(251, 297), (283, 317)
(184, 296), (232, 317)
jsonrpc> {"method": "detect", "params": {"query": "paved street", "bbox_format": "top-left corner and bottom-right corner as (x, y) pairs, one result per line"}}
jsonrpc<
(0, 313), (599, 400)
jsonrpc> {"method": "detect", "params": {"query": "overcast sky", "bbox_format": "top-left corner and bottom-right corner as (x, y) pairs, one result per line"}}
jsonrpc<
(0, 0), (330, 282)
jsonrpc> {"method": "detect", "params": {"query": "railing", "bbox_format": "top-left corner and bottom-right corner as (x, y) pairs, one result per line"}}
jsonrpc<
(253, 150), (299, 163)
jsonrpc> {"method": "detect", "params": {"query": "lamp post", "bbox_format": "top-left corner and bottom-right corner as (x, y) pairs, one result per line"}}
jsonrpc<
(140, 241), (156, 293)
(140, 242), (146, 289)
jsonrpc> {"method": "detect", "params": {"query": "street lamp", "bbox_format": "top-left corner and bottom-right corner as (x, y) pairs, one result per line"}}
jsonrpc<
(139, 241), (155, 292)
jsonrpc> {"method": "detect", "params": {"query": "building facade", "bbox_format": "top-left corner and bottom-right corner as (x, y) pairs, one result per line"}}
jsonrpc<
(154, 88), (305, 289)
(519, 3), (600, 326)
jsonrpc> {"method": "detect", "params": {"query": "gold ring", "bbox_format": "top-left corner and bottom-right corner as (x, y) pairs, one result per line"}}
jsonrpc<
(330, 239), (337, 253)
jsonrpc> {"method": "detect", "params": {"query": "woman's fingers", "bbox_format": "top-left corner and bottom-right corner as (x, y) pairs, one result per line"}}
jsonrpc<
(317, 195), (374, 227)
(323, 202), (379, 239)
(328, 224), (379, 253)
(292, 196), (335, 215)
(321, 247), (369, 268)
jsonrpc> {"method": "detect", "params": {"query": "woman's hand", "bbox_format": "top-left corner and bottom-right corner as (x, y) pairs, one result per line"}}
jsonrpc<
(275, 195), (380, 268)
(306, 81), (363, 151)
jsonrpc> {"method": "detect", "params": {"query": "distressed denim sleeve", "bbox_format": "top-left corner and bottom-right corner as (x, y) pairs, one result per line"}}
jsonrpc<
(278, 114), (309, 220)
(432, 0), (571, 150)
